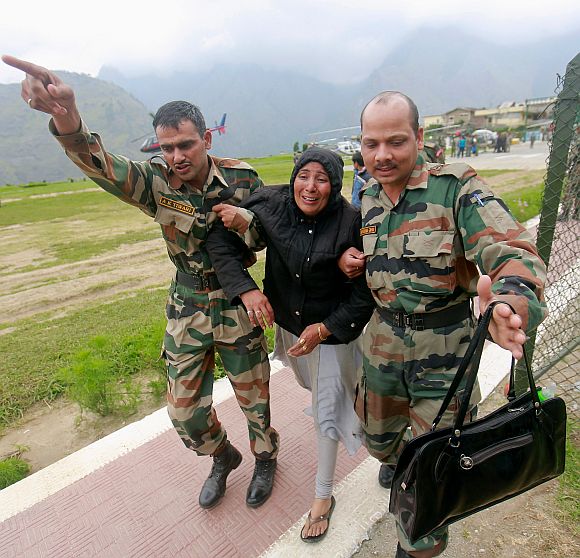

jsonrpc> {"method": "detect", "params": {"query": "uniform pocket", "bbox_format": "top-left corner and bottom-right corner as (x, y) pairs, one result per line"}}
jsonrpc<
(402, 230), (456, 295)
(154, 206), (196, 250)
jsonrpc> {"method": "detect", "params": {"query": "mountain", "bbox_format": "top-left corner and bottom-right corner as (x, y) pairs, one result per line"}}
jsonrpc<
(0, 73), (153, 185)
(361, 28), (579, 116)
(98, 64), (359, 159)
(98, 28), (578, 157)
(0, 28), (577, 184)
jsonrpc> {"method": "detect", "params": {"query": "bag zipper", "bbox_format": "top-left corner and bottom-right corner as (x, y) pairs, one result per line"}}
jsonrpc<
(459, 433), (533, 470)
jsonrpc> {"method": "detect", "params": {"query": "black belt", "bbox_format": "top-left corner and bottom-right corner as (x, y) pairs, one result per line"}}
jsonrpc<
(176, 270), (221, 292)
(376, 301), (471, 331)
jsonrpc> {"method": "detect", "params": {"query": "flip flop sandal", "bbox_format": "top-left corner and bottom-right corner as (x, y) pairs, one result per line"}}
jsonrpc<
(300, 496), (336, 543)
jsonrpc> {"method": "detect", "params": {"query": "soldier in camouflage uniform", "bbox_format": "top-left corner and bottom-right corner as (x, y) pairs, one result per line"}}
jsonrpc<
(340, 91), (547, 558)
(4, 55), (279, 511)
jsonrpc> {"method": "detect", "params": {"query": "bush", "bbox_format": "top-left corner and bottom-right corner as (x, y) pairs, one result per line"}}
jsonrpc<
(0, 457), (30, 489)
(58, 324), (166, 417)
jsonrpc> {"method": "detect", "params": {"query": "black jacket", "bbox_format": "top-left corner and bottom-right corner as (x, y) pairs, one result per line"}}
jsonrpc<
(206, 184), (374, 344)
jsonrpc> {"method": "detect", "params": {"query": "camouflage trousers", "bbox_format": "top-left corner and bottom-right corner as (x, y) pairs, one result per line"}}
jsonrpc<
(164, 279), (279, 459)
(355, 309), (479, 556)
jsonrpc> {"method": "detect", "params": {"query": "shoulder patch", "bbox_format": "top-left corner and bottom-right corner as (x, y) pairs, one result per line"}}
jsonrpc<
(428, 162), (477, 181)
(213, 156), (254, 171)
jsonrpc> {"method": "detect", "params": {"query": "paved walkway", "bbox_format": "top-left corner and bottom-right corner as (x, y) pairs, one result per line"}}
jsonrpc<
(0, 342), (512, 558)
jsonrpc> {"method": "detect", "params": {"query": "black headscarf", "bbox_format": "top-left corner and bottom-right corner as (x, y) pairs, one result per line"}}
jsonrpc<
(289, 147), (344, 217)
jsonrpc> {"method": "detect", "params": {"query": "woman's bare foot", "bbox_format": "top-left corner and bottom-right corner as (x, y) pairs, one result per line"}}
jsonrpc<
(301, 497), (334, 539)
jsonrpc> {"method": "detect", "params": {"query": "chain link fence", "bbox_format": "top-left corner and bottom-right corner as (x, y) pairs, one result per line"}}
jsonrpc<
(525, 52), (579, 420)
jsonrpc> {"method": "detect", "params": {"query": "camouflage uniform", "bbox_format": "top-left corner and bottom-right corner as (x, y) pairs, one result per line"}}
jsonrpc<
(51, 121), (279, 460)
(355, 154), (547, 554)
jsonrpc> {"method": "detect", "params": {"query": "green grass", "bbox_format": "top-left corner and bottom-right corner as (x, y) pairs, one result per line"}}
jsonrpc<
(45, 228), (159, 265)
(0, 287), (169, 428)
(0, 189), (128, 226)
(477, 169), (520, 178)
(0, 189), (159, 272)
(502, 182), (544, 223)
(0, 457), (30, 489)
(0, 256), (271, 428)
(0, 178), (93, 200)
(243, 154), (296, 185)
(59, 325), (166, 417)
(556, 422), (579, 534)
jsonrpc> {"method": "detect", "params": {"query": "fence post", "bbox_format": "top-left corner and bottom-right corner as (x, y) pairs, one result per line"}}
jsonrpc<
(516, 53), (580, 392)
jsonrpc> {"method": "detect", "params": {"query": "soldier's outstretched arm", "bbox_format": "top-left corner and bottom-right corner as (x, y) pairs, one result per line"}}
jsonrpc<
(1, 55), (80, 134)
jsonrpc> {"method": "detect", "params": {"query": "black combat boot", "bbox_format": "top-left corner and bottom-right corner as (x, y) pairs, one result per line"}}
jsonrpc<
(395, 543), (413, 557)
(246, 458), (277, 508)
(198, 441), (243, 509)
(378, 463), (395, 488)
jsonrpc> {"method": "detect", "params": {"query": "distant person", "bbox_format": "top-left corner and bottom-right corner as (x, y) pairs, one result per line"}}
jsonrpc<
(337, 90), (547, 557)
(450, 136), (457, 157)
(496, 132), (507, 153)
(530, 133), (535, 148)
(471, 135), (478, 156)
(2, 55), (280, 511)
(458, 135), (466, 157)
(351, 150), (371, 209)
(506, 132), (512, 152)
(207, 148), (374, 543)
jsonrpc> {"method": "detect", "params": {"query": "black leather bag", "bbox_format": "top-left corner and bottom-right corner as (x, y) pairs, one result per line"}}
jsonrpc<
(389, 302), (567, 543)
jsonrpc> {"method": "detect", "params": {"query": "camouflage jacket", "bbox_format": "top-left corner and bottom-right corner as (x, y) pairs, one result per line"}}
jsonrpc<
(50, 120), (263, 275)
(360, 155), (547, 331)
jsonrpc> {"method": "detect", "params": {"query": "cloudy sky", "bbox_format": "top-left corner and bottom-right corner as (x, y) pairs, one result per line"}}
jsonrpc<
(1, 0), (579, 85)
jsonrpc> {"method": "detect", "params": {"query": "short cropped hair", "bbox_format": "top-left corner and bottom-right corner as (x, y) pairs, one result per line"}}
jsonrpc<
(152, 101), (207, 136)
(360, 91), (420, 136)
(352, 151), (364, 166)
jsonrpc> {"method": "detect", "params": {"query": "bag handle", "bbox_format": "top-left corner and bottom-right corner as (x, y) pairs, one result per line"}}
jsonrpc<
(431, 300), (542, 446)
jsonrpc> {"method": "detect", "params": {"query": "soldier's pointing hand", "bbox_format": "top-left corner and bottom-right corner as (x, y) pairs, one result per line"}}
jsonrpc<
(2, 55), (80, 133)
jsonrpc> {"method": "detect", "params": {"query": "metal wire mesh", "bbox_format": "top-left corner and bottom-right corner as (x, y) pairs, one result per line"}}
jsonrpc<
(528, 53), (579, 419)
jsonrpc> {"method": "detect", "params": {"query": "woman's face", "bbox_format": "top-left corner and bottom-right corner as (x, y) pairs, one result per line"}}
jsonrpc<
(293, 161), (332, 217)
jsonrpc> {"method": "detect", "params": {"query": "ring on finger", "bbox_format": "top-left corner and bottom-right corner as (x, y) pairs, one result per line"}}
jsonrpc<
(27, 98), (33, 107)
(247, 310), (254, 316)
(299, 338), (306, 345)
(301, 345), (308, 352)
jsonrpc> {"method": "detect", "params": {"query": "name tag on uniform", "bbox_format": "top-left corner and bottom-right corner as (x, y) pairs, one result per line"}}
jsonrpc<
(159, 196), (195, 215)
(360, 225), (377, 236)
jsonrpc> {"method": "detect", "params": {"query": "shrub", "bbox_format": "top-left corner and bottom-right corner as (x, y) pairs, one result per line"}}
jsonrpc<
(0, 457), (30, 489)
(59, 324), (166, 417)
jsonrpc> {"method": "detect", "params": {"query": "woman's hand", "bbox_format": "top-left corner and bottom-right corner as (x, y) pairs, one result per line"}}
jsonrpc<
(287, 323), (330, 357)
(240, 289), (274, 329)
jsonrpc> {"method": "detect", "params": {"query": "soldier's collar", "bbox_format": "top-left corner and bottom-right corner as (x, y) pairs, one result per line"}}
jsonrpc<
(405, 154), (429, 190)
(206, 156), (229, 189)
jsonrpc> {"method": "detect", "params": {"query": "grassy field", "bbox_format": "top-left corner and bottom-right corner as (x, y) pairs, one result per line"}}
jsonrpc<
(0, 159), (543, 431)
